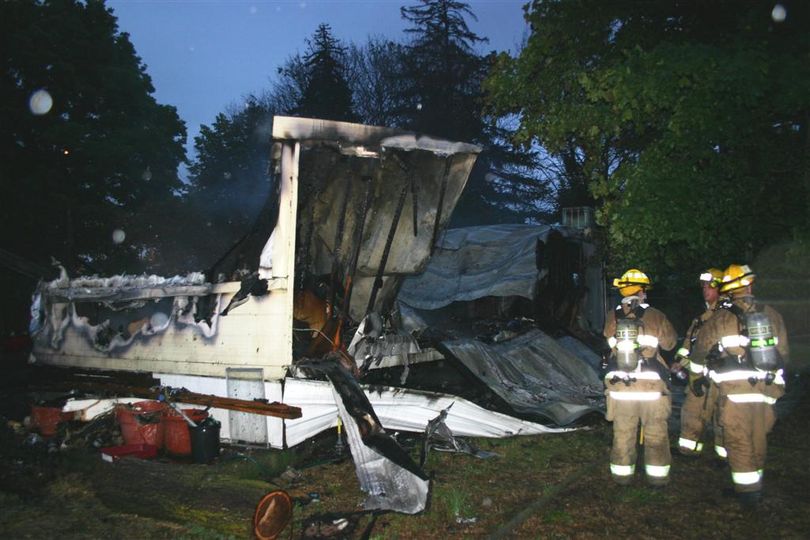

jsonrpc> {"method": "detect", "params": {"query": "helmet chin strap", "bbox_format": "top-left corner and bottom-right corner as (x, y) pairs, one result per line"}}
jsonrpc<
(622, 289), (646, 304)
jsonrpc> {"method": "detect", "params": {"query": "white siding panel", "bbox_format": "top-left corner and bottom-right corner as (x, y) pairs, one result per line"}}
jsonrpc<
(35, 291), (291, 379)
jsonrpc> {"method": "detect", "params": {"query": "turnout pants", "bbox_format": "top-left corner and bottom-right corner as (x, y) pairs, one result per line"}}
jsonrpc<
(717, 379), (784, 493)
(605, 378), (672, 485)
(679, 383), (724, 457)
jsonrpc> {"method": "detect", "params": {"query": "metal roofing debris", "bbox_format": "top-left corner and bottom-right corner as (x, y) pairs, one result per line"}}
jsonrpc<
(299, 359), (429, 514)
(398, 223), (554, 311)
(441, 329), (604, 426)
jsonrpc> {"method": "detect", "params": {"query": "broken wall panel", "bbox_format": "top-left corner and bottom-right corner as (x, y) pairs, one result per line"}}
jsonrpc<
(331, 385), (430, 514)
(33, 288), (292, 379)
(295, 148), (478, 320)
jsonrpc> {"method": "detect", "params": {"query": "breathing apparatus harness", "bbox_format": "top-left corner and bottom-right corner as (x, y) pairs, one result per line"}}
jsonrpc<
(684, 303), (722, 396)
(606, 301), (669, 386)
(686, 310), (708, 349)
(708, 297), (783, 386)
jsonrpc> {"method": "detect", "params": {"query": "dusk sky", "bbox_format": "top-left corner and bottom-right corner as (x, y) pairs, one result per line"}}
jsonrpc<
(106, 0), (530, 157)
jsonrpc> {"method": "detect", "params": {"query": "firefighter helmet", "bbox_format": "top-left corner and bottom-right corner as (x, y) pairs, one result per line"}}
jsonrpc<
(699, 268), (724, 289)
(720, 264), (755, 293)
(612, 268), (651, 297)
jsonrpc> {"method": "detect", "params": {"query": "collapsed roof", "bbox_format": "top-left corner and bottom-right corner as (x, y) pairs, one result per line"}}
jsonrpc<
(393, 223), (607, 425)
(277, 116), (481, 323)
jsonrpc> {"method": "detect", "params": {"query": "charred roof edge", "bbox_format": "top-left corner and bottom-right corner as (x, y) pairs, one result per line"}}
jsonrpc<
(271, 116), (481, 156)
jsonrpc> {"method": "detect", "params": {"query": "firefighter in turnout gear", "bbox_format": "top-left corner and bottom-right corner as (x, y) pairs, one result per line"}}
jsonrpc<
(675, 268), (726, 458)
(603, 269), (677, 486)
(692, 264), (789, 507)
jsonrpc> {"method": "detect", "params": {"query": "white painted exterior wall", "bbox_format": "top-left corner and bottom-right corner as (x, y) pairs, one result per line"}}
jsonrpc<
(33, 139), (299, 381)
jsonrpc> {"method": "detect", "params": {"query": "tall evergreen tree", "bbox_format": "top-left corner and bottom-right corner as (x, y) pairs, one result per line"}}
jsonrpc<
(267, 54), (307, 117)
(400, 0), (553, 225)
(0, 0), (186, 275)
(399, 0), (488, 141)
(294, 24), (355, 122)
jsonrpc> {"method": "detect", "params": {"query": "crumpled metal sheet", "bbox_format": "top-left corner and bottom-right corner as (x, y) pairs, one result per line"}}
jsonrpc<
(282, 378), (571, 449)
(398, 224), (553, 310)
(441, 329), (605, 425)
(298, 359), (429, 514)
(557, 335), (603, 374)
(332, 387), (429, 514)
(420, 405), (498, 466)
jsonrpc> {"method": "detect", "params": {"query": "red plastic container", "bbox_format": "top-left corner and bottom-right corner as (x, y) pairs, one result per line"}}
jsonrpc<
(115, 401), (167, 448)
(30, 406), (64, 437)
(100, 443), (158, 463)
(162, 408), (209, 456)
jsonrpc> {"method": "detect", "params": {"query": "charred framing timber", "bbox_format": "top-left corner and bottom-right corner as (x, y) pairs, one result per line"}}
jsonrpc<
(328, 176), (354, 315)
(305, 175), (373, 360)
(341, 175), (374, 321)
(366, 180), (409, 315)
(389, 153), (418, 238)
(296, 207), (316, 290)
(168, 388), (301, 419)
(410, 168), (418, 237)
(32, 382), (302, 419)
(429, 156), (453, 255)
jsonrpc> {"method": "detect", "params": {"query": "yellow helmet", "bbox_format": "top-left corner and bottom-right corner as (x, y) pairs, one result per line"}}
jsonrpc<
(699, 268), (724, 289)
(720, 264), (755, 293)
(613, 268), (651, 297)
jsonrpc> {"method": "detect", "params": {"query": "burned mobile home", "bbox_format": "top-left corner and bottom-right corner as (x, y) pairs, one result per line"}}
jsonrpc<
(29, 117), (605, 451)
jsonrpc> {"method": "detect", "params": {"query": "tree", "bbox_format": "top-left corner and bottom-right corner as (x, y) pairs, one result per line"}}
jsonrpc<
(399, 0), (554, 225)
(267, 54), (307, 117)
(185, 99), (276, 268)
(295, 24), (355, 122)
(487, 0), (810, 279)
(0, 0), (186, 276)
(346, 36), (410, 127)
(399, 0), (489, 141)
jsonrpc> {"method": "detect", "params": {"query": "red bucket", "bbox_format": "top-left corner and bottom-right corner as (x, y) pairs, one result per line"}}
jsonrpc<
(162, 408), (209, 456)
(31, 406), (64, 437)
(115, 401), (167, 448)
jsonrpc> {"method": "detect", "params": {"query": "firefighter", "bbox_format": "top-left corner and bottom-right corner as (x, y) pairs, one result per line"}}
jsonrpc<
(603, 269), (677, 486)
(674, 268), (726, 458)
(691, 264), (789, 506)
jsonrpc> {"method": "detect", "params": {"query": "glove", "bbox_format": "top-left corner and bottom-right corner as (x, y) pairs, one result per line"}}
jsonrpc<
(689, 374), (707, 397)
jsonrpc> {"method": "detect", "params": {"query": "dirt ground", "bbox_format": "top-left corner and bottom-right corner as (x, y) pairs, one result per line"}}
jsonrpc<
(1, 366), (809, 539)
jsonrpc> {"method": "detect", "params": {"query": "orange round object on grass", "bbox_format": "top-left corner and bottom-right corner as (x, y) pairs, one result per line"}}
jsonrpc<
(253, 490), (293, 540)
